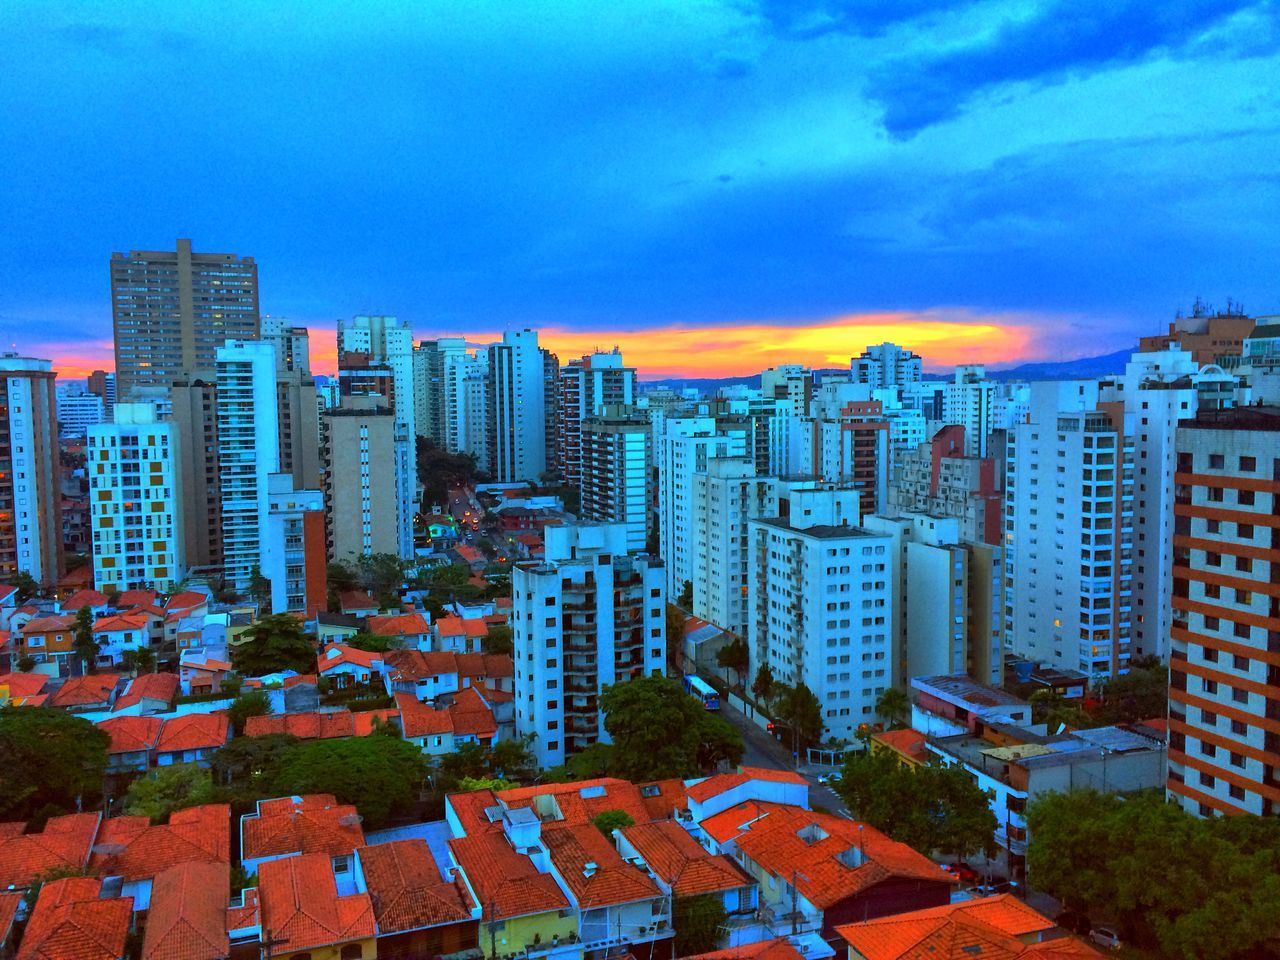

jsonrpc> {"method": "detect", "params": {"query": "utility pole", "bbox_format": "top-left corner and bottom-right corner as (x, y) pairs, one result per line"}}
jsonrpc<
(488, 899), (498, 960)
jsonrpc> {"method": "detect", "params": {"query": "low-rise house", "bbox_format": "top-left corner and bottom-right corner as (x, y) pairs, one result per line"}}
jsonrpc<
(317, 643), (385, 689)
(0, 812), (101, 891)
(449, 544), (486, 573)
(385, 649), (462, 700)
(117, 589), (159, 610)
(700, 802), (953, 944)
(178, 648), (233, 696)
(339, 591), (380, 618)
(154, 712), (231, 767)
(239, 794), (365, 876)
(456, 652), (514, 693)
(17, 876), (133, 960)
(0, 671), (49, 706)
(141, 861), (230, 960)
(447, 685), (499, 747)
(60, 589), (111, 615)
(253, 853), (376, 960)
(245, 709), (398, 741)
(0, 891), (20, 958)
(314, 612), (363, 645)
(685, 767), (811, 823)
(16, 614), (77, 675)
(48, 672), (122, 712)
(367, 612), (430, 649)
(0, 584), (19, 632)
(910, 675), (1033, 737)
(396, 693), (459, 756)
(682, 939), (807, 960)
(97, 715), (164, 773)
(357, 839), (479, 958)
(432, 615), (487, 654)
(92, 612), (152, 667)
(869, 729), (928, 768)
(835, 894), (1103, 959)
(112, 672), (179, 714)
(90, 804), (231, 911)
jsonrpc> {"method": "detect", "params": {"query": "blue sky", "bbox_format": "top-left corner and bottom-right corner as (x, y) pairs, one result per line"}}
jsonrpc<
(1, 0), (1277, 375)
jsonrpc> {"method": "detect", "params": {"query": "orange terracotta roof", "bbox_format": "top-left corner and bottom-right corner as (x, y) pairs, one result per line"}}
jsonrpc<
(257, 853), (375, 957)
(621, 820), (749, 896)
(448, 686), (497, 740)
(497, 779), (655, 828)
(92, 612), (151, 634)
(97, 715), (163, 754)
(316, 643), (382, 673)
(155, 713), (230, 753)
(142, 861), (230, 960)
(454, 653), (512, 680)
(57, 567), (93, 589)
(226, 888), (259, 934)
(246, 711), (357, 740)
(113, 672), (180, 711)
(542, 823), (660, 907)
(637, 779), (688, 821)
(702, 802), (951, 909)
(282, 673), (317, 689)
(447, 831), (570, 921)
(338, 591), (378, 612)
(117, 590), (159, 610)
(394, 692), (454, 738)
(48, 673), (122, 708)
(357, 839), (474, 933)
(0, 672), (49, 698)
(835, 895), (1087, 960)
(872, 728), (928, 762)
(164, 592), (209, 613)
(385, 649), (460, 682)
(0, 584), (17, 602)
(685, 766), (808, 804)
(18, 877), (132, 960)
(352, 709), (400, 737)
(62, 589), (110, 611)
(452, 545), (483, 563)
(682, 938), (805, 960)
(0, 891), (20, 941)
(445, 789), (499, 836)
(242, 795), (365, 862)
(433, 615), (466, 637)
(0, 813), (101, 890)
(90, 805), (230, 881)
(22, 615), (77, 634)
(366, 613), (429, 637)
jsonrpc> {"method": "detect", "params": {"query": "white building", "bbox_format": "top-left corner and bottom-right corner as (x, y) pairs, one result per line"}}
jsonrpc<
(262, 473), (324, 615)
(942, 365), (996, 457)
(580, 406), (650, 553)
(0, 353), (62, 585)
(415, 337), (470, 449)
(854, 343), (923, 393)
(459, 354), (490, 471)
(1004, 381), (1136, 683)
(487, 329), (548, 482)
(217, 340), (280, 595)
(88, 402), (186, 593)
(691, 457), (773, 637)
(759, 365), (812, 418)
(511, 523), (665, 769)
(559, 350), (636, 488)
(56, 387), (105, 438)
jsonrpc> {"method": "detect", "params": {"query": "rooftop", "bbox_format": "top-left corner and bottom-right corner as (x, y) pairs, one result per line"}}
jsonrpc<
(242, 795), (365, 862)
(141, 861), (230, 960)
(90, 804), (230, 881)
(357, 839), (474, 933)
(257, 852), (375, 957)
(17, 877), (132, 960)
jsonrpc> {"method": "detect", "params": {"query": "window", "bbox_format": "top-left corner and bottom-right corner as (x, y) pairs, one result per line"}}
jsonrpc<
(1239, 455), (1256, 472)
(1230, 752), (1245, 769)
(1209, 454), (1225, 468)
(1229, 784), (1245, 801)
(1238, 489), (1255, 506)
(341, 946), (363, 960)
(1232, 687), (1249, 705)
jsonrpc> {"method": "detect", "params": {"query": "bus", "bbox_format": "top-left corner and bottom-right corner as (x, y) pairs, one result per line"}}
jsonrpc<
(684, 675), (720, 711)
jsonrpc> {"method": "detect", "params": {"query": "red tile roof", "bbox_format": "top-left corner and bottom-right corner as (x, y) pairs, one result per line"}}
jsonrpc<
(357, 840), (474, 933)
(22, 615), (77, 635)
(62, 589), (110, 611)
(242, 795), (365, 862)
(394, 693), (454, 738)
(48, 674), (122, 709)
(113, 673), (180, 711)
(0, 891), (20, 941)
(89, 805), (230, 881)
(542, 824), (660, 907)
(701, 802), (950, 909)
(456, 653), (512, 680)
(155, 713), (230, 754)
(338, 591), (379, 613)
(682, 938), (805, 960)
(164, 592), (210, 614)
(385, 649), (460, 682)
(246, 711), (357, 740)
(0, 672), (50, 699)
(497, 779), (656, 829)
(367, 613), (429, 637)
(92, 612), (151, 634)
(447, 831), (570, 921)
(17, 877), (131, 960)
(97, 715), (163, 755)
(452, 545), (483, 563)
(872, 729), (928, 763)
(637, 779), (688, 821)
(316, 644), (382, 673)
(448, 686), (497, 740)
(621, 820), (749, 896)
(0, 813), (101, 890)
(141, 861), (230, 960)
(257, 853), (375, 957)
(117, 590), (159, 610)
(835, 895), (1095, 960)
(686, 767), (809, 804)
(0, 584), (17, 603)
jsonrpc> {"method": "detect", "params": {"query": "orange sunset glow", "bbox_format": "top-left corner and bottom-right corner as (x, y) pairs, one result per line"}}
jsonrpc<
(44, 310), (1049, 382)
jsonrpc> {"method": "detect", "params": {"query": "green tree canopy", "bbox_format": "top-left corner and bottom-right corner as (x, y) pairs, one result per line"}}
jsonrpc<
(673, 894), (728, 956)
(265, 735), (426, 827)
(774, 682), (824, 749)
(124, 763), (216, 822)
(1095, 660), (1168, 725)
(346, 631), (397, 654)
(591, 809), (635, 837)
(231, 614), (315, 676)
(875, 687), (910, 729)
(566, 742), (617, 780)
(226, 690), (272, 736)
(0, 707), (109, 820)
(716, 637), (750, 688)
(751, 663), (775, 705)
(72, 606), (99, 673)
(211, 734), (300, 790)
(482, 623), (513, 656)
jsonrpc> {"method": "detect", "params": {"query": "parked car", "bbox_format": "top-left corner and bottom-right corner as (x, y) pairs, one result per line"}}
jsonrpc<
(973, 878), (1018, 896)
(941, 862), (980, 884)
(1089, 927), (1122, 951)
(1055, 911), (1092, 936)
(817, 772), (841, 785)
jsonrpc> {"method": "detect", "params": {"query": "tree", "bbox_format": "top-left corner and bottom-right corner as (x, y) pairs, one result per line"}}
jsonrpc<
(124, 764), (216, 822)
(673, 894), (727, 956)
(211, 734), (300, 789)
(357, 553), (406, 608)
(1096, 661), (1168, 724)
(458, 775), (515, 792)
(11, 571), (39, 601)
(72, 606), (99, 673)
(775, 682), (824, 750)
(1028, 688), (1094, 732)
(696, 712), (745, 770)
(220, 674), (244, 699)
(347, 631), (397, 654)
(677, 580), (693, 608)
(266, 736), (426, 827)
(600, 674), (742, 781)
(875, 687), (910, 729)
(121, 646), (156, 675)
(0, 707), (109, 820)
(231, 614), (316, 676)
(226, 690), (272, 736)
(591, 809), (635, 837)
(482, 624), (513, 656)
(247, 565), (271, 608)
(716, 637), (749, 688)
(16, 655), (36, 673)
(751, 663), (775, 705)
(566, 742), (616, 780)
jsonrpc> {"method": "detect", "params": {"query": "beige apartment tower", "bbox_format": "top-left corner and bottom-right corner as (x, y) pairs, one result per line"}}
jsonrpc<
(323, 397), (400, 564)
(110, 238), (260, 398)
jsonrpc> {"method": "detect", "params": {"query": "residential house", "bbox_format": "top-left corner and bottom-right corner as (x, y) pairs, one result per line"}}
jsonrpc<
(339, 591), (380, 618)
(60, 589), (111, 615)
(239, 795), (365, 876)
(92, 612), (152, 668)
(395, 693), (459, 757)
(112, 672), (180, 714)
(90, 804), (231, 911)
(141, 861), (231, 960)
(245, 709), (398, 741)
(178, 648), (233, 696)
(384, 650), (462, 700)
(0, 671), (49, 706)
(154, 712), (231, 767)
(685, 768), (811, 824)
(356, 839), (479, 959)
(97, 715), (164, 773)
(314, 612), (363, 646)
(869, 729), (928, 768)
(367, 612), (430, 649)
(17, 877), (132, 960)
(432, 615), (486, 654)
(0, 584), (19, 632)
(48, 672), (122, 712)
(0, 812), (101, 891)
(16, 614), (78, 675)
(449, 545), (486, 574)
(253, 853), (376, 960)
(317, 643), (385, 689)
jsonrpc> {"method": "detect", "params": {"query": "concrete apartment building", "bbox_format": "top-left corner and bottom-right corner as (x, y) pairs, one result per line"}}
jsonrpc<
(322, 397), (400, 564)
(414, 337), (469, 448)
(759, 364), (813, 418)
(87, 402), (186, 593)
(888, 424), (1002, 546)
(1004, 381), (1136, 684)
(168, 373), (222, 569)
(263, 474), (326, 615)
(942, 365), (996, 457)
(109, 238), (260, 399)
(1139, 307), (1255, 366)
(0, 353), (63, 585)
(788, 399), (890, 516)
(511, 523), (665, 769)
(1167, 405), (1280, 817)
(558, 350), (636, 489)
(691, 457), (773, 637)
(579, 405), (650, 553)
(853, 342), (923, 393)
(486, 330), (549, 483)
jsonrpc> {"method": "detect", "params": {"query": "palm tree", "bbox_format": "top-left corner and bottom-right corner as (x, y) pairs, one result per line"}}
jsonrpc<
(875, 687), (910, 729)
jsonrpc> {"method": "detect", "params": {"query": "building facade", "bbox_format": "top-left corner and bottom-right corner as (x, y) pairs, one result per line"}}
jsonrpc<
(0, 354), (62, 584)
(322, 397), (401, 564)
(579, 406), (650, 553)
(486, 330), (549, 483)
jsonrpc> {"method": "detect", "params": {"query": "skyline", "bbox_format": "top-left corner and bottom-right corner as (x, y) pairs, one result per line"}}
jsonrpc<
(4, 1), (1279, 378)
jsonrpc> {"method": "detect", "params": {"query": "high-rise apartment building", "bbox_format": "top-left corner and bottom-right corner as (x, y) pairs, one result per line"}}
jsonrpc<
(414, 337), (469, 448)
(56, 386), (106, 438)
(168, 373), (221, 569)
(216, 341), (280, 595)
(558, 351), (636, 489)
(1004, 382), (1135, 683)
(788, 399), (889, 516)
(759, 364), (813, 418)
(0, 354), (63, 584)
(579, 406), (650, 553)
(262, 474), (326, 615)
(1167, 406), (1280, 818)
(486, 330), (548, 483)
(110, 239), (260, 398)
(87, 402), (185, 593)
(889, 424), (1002, 546)
(322, 397), (400, 563)
(942, 365), (996, 457)
(691, 457), (773, 636)
(460, 355), (490, 472)
(1139, 307), (1255, 366)
(854, 342), (923, 392)
(512, 523), (665, 769)
(87, 370), (116, 417)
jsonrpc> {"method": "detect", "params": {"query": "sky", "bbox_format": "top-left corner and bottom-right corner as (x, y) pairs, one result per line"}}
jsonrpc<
(1, 0), (1278, 380)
